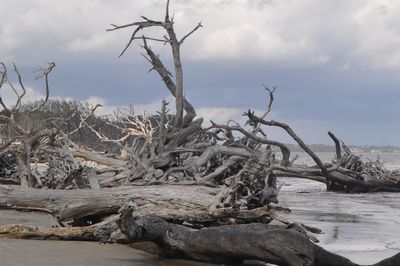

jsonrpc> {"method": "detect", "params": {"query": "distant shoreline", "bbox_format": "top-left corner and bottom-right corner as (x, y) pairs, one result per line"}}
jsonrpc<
(292, 151), (400, 155)
(278, 144), (400, 154)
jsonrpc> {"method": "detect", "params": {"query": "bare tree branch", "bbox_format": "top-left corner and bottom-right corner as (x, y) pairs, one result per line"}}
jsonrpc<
(107, 21), (164, 57)
(210, 121), (291, 166)
(165, 0), (171, 21)
(328, 131), (341, 160)
(179, 22), (203, 45)
(246, 110), (327, 172)
(30, 62), (56, 113)
(0, 63), (7, 88)
(11, 63), (27, 112)
(260, 84), (276, 120)
(132, 36), (170, 44)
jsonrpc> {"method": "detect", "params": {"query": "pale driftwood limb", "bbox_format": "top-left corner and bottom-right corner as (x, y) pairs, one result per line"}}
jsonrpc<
(87, 168), (100, 190)
(73, 148), (126, 167)
(0, 215), (126, 243)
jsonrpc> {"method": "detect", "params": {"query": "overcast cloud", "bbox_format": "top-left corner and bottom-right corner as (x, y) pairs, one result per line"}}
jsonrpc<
(1, 0), (400, 145)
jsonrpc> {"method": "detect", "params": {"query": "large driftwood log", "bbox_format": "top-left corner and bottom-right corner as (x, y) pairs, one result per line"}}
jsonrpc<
(0, 185), (217, 223)
(0, 185), (300, 228)
(118, 214), (400, 266)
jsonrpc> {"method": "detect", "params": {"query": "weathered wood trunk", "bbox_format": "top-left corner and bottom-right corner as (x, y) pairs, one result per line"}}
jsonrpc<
(0, 215), (127, 243)
(118, 214), (400, 266)
(0, 185), (218, 223)
(275, 166), (400, 193)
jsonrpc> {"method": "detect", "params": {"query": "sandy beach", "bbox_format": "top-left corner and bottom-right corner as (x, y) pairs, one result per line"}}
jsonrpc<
(1, 177), (399, 265)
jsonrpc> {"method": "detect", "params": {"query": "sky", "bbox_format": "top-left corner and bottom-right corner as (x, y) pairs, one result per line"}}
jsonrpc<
(1, 0), (400, 145)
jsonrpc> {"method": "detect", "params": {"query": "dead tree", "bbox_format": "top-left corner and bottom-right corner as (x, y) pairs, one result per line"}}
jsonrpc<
(245, 110), (400, 193)
(107, 0), (201, 128)
(0, 62), (58, 187)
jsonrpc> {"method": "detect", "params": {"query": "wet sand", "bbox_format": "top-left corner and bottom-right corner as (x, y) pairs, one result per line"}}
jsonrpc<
(279, 178), (400, 265)
(0, 237), (219, 266)
(0, 210), (216, 266)
(0, 238), (158, 266)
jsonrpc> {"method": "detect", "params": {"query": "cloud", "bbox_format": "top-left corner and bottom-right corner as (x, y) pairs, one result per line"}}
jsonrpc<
(67, 34), (114, 53)
(1, 1), (399, 70)
(197, 107), (244, 125)
(2, 0), (399, 69)
(351, 0), (400, 69)
(183, 1), (332, 65)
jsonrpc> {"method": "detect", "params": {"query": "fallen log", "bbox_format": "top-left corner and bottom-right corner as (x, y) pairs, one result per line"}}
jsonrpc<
(118, 213), (400, 266)
(0, 215), (126, 243)
(0, 185), (304, 230)
(0, 185), (218, 223)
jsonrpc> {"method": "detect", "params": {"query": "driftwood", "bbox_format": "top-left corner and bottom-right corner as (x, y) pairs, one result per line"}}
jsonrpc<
(0, 184), (316, 236)
(117, 213), (400, 266)
(0, 216), (124, 243)
(245, 111), (400, 193)
(0, 185), (218, 223)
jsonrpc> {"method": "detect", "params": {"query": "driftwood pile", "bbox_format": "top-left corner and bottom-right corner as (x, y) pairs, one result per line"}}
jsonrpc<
(1, 1), (400, 265)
